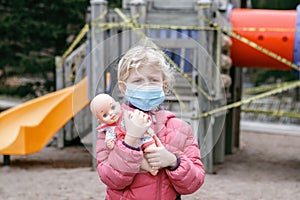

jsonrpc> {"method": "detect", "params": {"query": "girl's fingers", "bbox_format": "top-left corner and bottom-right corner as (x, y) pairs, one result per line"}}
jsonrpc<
(144, 146), (157, 153)
(148, 158), (160, 163)
(151, 166), (160, 170)
(149, 161), (161, 167)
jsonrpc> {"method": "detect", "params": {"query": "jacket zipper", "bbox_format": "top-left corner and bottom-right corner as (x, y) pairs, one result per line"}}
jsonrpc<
(150, 111), (162, 200)
(156, 171), (162, 200)
(150, 111), (159, 137)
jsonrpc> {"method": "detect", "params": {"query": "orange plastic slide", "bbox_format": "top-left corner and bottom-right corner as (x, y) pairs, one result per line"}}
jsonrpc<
(0, 77), (89, 155)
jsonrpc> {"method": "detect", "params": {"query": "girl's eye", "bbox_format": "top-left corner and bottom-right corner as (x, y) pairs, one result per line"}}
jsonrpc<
(133, 79), (142, 83)
(103, 113), (108, 118)
(150, 78), (161, 83)
(151, 79), (159, 82)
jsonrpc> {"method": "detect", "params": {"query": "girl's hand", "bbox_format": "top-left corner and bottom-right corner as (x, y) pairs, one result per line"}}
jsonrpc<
(123, 109), (152, 138)
(144, 136), (177, 169)
(140, 157), (158, 176)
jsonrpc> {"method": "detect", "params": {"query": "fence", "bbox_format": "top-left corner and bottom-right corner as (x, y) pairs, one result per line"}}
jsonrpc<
(55, 43), (91, 148)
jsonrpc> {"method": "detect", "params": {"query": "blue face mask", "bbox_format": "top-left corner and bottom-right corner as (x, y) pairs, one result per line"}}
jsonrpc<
(125, 84), (165, 111)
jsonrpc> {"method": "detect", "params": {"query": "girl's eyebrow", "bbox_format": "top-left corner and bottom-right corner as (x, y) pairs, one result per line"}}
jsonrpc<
(148, 75), (161, 80)
(131, 77), (143, 81)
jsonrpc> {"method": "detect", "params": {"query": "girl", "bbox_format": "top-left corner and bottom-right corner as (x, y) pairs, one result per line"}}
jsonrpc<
(95, 45), (205, 200)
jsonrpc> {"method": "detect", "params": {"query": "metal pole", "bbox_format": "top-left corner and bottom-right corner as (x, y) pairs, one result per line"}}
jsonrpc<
(3, 155), (10, 166)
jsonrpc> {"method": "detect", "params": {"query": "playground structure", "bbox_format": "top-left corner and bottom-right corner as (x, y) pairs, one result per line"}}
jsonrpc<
(1, 0), (300, 173)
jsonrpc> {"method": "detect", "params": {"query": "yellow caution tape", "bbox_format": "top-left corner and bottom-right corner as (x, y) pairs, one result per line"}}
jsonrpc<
(241, 108), (300, 119)
(95, 9), (108, 21)
(197, 4), (212, 9)
(243, 81), (297, 95)
(69, 45), (86, 82)
(90, 22), (300, 34)
(62, 9), (108, 60)
(232, 27), (297, 33)
(92, 21), (217, 31)
(193, 80), (300, 119)
(62, 24), (89, 60)
(170, 89), (189, 113)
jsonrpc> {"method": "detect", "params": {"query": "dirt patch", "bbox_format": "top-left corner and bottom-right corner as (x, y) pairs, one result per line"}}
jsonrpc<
(1, 131), (299, 200)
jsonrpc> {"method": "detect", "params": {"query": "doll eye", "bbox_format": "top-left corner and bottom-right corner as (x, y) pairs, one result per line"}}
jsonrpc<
(111, 105), (115, 110)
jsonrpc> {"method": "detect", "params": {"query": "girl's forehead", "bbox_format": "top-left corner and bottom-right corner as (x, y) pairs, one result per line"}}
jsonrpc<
(129, 65), (163, 77)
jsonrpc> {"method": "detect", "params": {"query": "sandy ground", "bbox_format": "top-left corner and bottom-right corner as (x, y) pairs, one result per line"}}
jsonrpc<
(0, 130), (299, 200)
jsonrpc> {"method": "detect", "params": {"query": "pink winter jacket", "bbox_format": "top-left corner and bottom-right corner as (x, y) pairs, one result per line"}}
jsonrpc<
(96, 104), (205, 200)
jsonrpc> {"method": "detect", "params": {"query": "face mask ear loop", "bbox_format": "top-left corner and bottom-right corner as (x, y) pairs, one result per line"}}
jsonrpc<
(164, 85), (173, 96)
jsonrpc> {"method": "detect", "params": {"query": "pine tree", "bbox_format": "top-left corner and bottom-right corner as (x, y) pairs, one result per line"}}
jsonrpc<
(0, 0), (88, 97)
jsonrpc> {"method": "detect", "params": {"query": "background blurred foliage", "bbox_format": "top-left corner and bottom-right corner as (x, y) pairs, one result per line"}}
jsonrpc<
(251, 0), (300, 10)
(0, 0), (122, 98)
(0, 0), (89, 98)
(108, 0), (122, 8)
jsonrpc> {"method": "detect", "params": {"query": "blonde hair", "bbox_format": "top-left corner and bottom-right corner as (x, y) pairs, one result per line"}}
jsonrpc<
(117, 46), (173, 85)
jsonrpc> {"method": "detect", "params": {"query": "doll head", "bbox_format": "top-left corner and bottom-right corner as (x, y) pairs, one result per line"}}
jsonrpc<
(90, 93), (121, 124)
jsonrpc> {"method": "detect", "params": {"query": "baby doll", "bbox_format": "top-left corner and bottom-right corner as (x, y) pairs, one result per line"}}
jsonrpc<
(90, 93), (158, 175)
(90, 93), (122, 149)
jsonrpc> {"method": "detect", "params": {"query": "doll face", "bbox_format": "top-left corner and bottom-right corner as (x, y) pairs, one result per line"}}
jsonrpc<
(97, 100), (121, 124)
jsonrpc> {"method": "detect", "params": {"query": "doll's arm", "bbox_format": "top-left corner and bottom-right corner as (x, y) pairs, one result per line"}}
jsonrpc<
(105, 126), (117, 149)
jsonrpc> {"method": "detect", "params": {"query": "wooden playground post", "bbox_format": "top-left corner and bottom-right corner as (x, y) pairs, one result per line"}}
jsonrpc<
(213, 2), (233, 164)
(212, 25), (226, 165)
(55, 56), (65, 148)
(227, 0), (246, 152)
(130, 0), (146, 42)
(89, 0), (107, 169)
(196, 0), (215, 173)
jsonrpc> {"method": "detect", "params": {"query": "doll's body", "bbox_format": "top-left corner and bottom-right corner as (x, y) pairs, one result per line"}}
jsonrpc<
(90, 93), (122, 149)
(90, 93), (158, 175)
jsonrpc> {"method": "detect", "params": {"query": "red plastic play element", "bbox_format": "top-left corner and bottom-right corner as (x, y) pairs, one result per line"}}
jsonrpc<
(230, 8), (296, 70)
